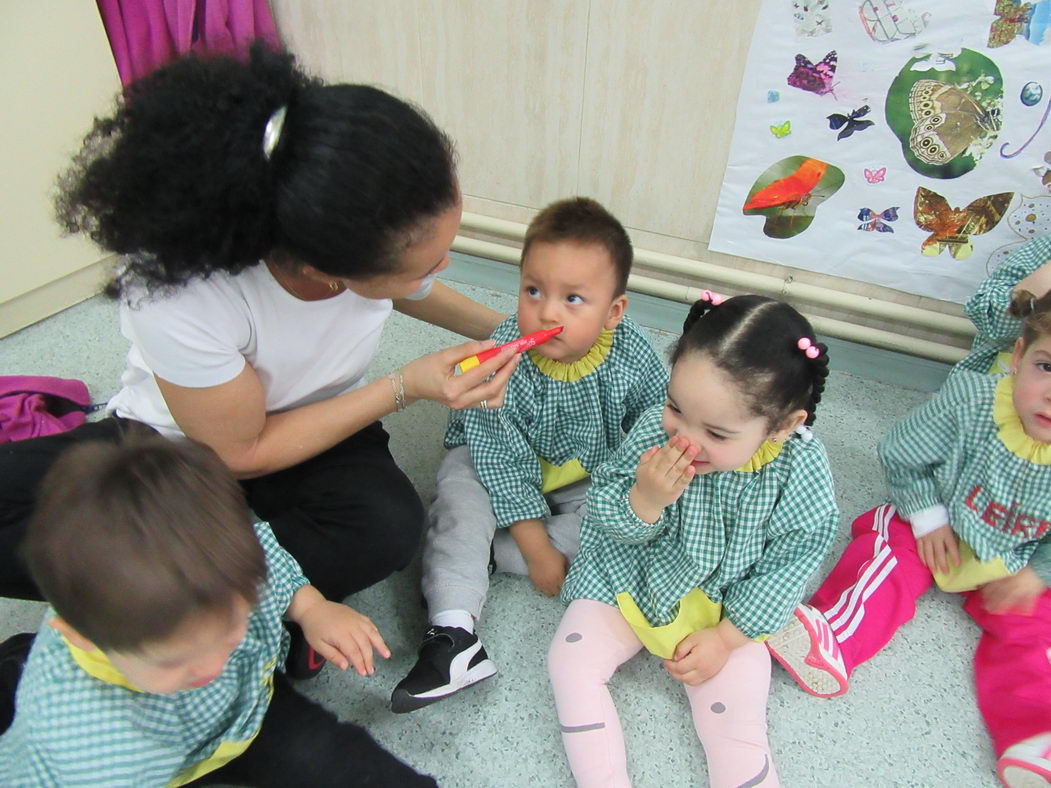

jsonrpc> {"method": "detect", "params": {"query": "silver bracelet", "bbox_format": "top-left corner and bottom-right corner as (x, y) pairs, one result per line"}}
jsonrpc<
(387, 370), (406, 412)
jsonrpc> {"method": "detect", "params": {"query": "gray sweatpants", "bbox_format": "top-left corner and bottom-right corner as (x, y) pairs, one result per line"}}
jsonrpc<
(421, 445), (589, 619)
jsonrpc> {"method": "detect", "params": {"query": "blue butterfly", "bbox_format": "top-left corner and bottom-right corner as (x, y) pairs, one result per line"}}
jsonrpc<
(828, 105), (875, 140)
(858, 206), (899, 232)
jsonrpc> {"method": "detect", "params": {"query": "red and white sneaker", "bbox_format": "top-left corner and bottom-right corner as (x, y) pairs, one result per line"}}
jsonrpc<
(766, 604), (849, 698)
(998, 733), (1051, 787)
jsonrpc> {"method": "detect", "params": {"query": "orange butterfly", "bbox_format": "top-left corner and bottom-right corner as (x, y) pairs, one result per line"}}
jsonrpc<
(914, 187), (1013, 259)
(743, 158), (829, 211)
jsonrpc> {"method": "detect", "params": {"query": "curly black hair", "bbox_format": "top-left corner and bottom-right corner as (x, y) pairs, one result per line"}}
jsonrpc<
(673, 294), (830, 427)
(56, 43), (458, 298)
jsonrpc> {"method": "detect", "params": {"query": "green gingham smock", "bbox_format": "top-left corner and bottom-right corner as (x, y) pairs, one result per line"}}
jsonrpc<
(445, 314), (669, 528)
(0, 522), (309, 788)
(958, 234), (1051, 374)
(878, 370), (1051, 584)
(561, 404), (840, 640)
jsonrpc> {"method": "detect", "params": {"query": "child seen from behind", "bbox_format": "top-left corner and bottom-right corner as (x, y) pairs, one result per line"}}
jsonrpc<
(0, 438), (435, 787)
(549, 294), (839, 787)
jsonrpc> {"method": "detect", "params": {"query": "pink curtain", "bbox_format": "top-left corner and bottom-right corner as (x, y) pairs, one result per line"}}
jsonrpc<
(96, 0), (280, 86)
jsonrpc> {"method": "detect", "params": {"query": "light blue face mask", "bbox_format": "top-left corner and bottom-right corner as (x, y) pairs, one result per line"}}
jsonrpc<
(406, 271), (439, 301)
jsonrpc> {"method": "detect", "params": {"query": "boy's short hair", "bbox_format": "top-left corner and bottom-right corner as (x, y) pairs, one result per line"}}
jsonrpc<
(521, 197), (632, 297)
(24, 436), (266, 653)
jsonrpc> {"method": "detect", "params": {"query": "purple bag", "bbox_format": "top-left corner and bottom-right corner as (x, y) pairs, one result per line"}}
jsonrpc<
(0, 376), (92, 443)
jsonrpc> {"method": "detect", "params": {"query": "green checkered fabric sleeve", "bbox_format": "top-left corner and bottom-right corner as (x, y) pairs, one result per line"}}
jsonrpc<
(563, 404), (839, 640)
(449, 315), (668, 528)
(878, 371), (1051, 579)
(0, 522), (309, 787)
(959, 235), (1051, 374)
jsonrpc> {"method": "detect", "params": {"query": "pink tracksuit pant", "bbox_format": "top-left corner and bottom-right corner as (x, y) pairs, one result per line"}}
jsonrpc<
(811, 504), (1051, 754)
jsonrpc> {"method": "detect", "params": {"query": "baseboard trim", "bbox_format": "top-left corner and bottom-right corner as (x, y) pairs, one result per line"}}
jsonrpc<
(1, 259), (111, 338)
(446, 252), (951, 393)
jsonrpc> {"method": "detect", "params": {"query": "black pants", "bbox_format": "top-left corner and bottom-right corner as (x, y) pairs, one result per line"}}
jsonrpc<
(0, 419), (424, 602)
(192, 672), (437, 787)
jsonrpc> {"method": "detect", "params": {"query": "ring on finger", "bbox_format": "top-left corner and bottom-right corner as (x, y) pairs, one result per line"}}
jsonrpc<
(479, 399), (488, 410)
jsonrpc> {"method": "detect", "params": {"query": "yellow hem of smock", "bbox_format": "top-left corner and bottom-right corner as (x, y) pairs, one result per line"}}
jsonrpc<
(529, 329), (614, 382)
(994, 375), (1051, 465)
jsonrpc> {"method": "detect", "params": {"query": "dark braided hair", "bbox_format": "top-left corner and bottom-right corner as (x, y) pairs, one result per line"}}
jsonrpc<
(672, 294), (830, 427)
(55, 43), (458, 299)
(1008, 288), (1051, 351)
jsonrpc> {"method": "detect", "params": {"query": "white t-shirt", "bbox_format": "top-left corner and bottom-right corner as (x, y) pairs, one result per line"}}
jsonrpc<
(107, 263), (435, 437)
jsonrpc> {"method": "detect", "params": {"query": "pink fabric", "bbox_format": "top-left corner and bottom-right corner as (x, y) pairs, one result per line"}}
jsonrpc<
(0, 377), (90, 443)
(812, 504), (1051, 754)
(811, 504), (934, 671)
(548, 599), (777, 788)
(966, 588), (1051, 754)
(96, 0), (280, 86)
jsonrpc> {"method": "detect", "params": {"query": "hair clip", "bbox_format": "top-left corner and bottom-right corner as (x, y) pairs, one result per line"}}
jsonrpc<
(795, 424), (814, 442)
(700, 289), (726, 306)
(797, 337), (820, 359)
(262, 106), (288, 160)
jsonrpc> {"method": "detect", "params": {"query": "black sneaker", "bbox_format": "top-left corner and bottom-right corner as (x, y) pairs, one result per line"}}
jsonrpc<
(0, 632), (35, 734)
(390, 626), (496, 713)
(283, 621), (325, 680)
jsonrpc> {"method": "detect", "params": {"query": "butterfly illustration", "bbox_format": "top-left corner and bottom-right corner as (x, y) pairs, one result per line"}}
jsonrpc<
(770, 121), (792, 138)
(914, 187), (1013, 259)
(828, 105), (874, 140)
(793, 0), (832, 38)
(988, 0), (1035, 47)
(987, 195), (1051, 273)
(858, 0), (929, 42)
(743, 158), (829, 211)
(857, 206), (899, 232)
(908, 80), (1000, 165)
(787, 51), (837, 96)
(1035, 151), (1051, 190)
(864, 167), (887, 183)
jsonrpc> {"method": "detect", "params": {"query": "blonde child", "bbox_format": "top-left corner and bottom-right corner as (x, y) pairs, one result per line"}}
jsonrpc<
(0, 438), (434, 786)
(766, 290), (1051, 787)
(391, 197), (669, 712)
(549, 293), (839, 787)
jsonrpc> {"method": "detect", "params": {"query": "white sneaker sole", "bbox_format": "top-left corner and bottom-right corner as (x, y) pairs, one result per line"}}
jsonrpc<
(408, 658), (497, 701)
(766, 610), (848, 698)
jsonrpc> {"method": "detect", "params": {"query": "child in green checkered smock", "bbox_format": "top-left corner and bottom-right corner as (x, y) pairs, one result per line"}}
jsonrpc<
(549, 293), (839, 788)
(0, 438), (435, 787)
(958, 234), (1051, 374)
(392, 198), (669, 713)
(766, 288), (1051, 787)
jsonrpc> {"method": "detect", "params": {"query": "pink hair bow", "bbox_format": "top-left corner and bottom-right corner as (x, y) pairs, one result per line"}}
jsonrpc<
(700, 289), (726, 306)
(797, 337), (820, 359)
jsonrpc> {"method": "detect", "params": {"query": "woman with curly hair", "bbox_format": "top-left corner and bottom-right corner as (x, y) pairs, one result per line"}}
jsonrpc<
(0, 45), (516, 615)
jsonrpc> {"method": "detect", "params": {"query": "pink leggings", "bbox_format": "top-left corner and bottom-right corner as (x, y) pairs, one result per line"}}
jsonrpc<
(548, 599), (778, 787)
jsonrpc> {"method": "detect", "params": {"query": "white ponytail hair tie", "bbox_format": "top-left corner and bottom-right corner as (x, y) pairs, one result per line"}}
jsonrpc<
(262, 106), (288, 160)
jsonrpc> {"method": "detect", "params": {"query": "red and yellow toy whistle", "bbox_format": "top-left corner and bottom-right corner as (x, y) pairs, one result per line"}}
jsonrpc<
(457, 326), (564, 373)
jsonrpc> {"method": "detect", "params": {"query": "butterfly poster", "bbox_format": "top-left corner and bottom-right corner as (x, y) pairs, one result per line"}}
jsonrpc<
(710, 0), (1051, 302)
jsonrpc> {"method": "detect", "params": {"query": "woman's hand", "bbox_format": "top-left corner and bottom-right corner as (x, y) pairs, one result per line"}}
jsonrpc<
(401, 339), (520, 411)
(916, 524), (960, 575)
(629, 436), (697, 523)
(981, 567), (1046, 615)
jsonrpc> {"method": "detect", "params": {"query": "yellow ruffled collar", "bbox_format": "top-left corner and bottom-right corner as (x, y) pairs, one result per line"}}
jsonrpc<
(994, 375), (1051, 465)
(735, 439), (784, 472)
(64, 637), (143, 691)
(529, 329), (614, 382)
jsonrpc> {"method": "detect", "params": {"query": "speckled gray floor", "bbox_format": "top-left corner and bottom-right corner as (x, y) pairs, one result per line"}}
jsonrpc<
(0, 261), (997, 787)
